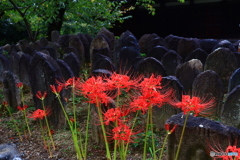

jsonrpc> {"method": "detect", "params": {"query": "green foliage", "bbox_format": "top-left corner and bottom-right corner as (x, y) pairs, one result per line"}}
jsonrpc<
(131, 130), (159, 151)
(61, 0), (127, 35)
(0, 0), (159, 41)
(0, 0), (185, 43)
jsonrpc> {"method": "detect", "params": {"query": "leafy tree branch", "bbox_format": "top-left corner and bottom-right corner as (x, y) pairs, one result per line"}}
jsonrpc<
(1, 0), (184, 42)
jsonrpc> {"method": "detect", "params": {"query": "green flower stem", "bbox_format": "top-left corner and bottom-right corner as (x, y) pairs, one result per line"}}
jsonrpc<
(56, 94), (83, 160)
(113, 140), (117, 160)
(124, 110), (140, 157)
(159, 132), (170, 160)
(22, 108), (31, 136)
(149, 107), (156, 160)
(72, 86), (77, 131)
(113, 121), (118, 160)
(41, 99), (55, 150)
(56, 94), (72, 131)
(39, 119), (52, 157)
(143, 109), (151, 160)
(96, 102), (111, 160)
(6, 106), (22, 141)
(71, 86), (84, 158)
(83, 103), (91, 159)
(72, 131), (82, 160)
(174, 113), (189, 160)
(46, 137), (52, 157)
(20, 89), (31, 136)
(78, 128), (84, 153)
(120, 140), (125, 160)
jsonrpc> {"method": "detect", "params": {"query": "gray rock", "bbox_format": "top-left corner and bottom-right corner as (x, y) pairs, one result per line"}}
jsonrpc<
(29, 51), (65, 129)
(3, 71), (21, 110)
(135, 57), (167, 77)
(90, 36), (110, 65)
(221, 85), (240, 128)
(185, 48), (208, 66)
(164, 34), (182, 52)
(51, 30), (60, 43)
(200, 39), (218, 54)
(147, 37), (168, 54)
(177, 37), (200, 60)
(228, 68), (240, 93)
(212, 39), (237, 52)
(175, 59), (203, 93)
(139, 33), (159, 54)
(97, 27), (115, 56)
(166, 113), (240, 160)
(0, 143), (22, 160)
(115, 31), (139, 67)
(63, 52), (80, 77)
(148, 45), (169, 61)
(192, 70), (224, 117)
(161, 50), (183, 76)
(204, 47), (238, 93)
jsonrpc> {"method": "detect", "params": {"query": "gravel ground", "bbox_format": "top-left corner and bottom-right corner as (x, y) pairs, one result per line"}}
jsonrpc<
(0, 115), (168, 160)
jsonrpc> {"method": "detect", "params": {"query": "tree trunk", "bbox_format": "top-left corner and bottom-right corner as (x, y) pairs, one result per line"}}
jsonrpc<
(46, 7), (67, 41)
(8, 0), (35, 42)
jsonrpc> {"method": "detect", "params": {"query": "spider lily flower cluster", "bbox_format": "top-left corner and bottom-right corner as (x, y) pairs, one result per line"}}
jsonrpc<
(51, 73), (215, 160)
(2, 72), (217, 160)
(56, 73), (216, 159)
(170, 95), (215, 117)
(28, 108), (51, 120)
(29, 91), (55, 157)
(170, 94), (216, 160)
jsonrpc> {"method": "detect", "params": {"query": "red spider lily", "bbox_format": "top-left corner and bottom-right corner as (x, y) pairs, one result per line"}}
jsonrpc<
(17, 105), (28, 111)
(70, 118), (75, 123)
(28, 108), (51, 120)
(50, 129), (55, 135)
(65, 77), (81, 88)
(43, 127), (55, 135)
(165, 124), (178, 134)
(225, 145), (240, 159)
(50, 85), (63, 94)
(130, 74), (172, 113)
(164, 123), (171, 131)
(103, 108), (129, 125)
(112, 123), (136, 143)
(130, 89), (171, 113)
(138, 74), (163, 92)
(78, 76), (111, 106)
(130, 96), (151, 113)
(226, 145), (239, 153)
(2, 101), (8, 106)
(56, 77), (81, 88)
(16, 82), (23, 89)
(106, 73), (138, 95)
(171, 95), (215, 116)
(36, 91), (47, 100)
